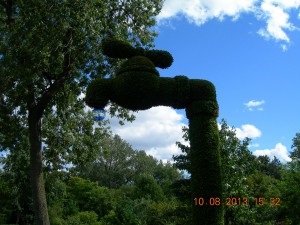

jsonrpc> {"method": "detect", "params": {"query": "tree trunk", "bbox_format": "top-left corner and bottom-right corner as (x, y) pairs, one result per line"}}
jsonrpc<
(28, 112), (50, 225)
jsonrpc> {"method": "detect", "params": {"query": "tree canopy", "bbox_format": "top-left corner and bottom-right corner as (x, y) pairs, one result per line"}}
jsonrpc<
(0, 1), (164, 224)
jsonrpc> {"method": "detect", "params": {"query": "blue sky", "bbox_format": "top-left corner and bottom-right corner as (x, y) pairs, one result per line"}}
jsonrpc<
(111, 0), (300, 163)
(2, 0), (299, 167)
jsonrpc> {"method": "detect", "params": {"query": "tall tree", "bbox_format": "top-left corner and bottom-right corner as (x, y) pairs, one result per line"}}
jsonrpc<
(277, 132), (300, 224)
(74, 134), (138, 188)
(291, 132), (300, 163)
(73, 134), (182, 189)
(256, 155), (282, 179)
(0, 119), (33, 224)
(42, 94), (110, 172)
(0, 1), (163, 224)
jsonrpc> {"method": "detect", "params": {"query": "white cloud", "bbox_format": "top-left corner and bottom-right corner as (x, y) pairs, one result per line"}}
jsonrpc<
(250, 143), (260, 148)
(244, 100), (265, 107)
(157, 0), (257, 25)
(257, 28), (271, 40)
(146, 144), (183, 163)
(253, 143), (292, 162)
(244, 100), (265, 111)
(157, 0), (300, 44)
(235, 124), (262, 140)
(258, 1), (296, 43)
(218, 122), (261, 140)
(109, 106), (188, 162)
(281, 44), (288, 51)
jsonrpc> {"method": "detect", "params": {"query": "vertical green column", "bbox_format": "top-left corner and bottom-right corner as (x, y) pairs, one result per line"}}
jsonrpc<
(186, 101), (224, 225)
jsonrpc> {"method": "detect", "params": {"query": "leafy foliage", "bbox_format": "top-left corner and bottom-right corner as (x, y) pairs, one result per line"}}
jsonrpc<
(0, 132), (34, 225)
(291, 132), (300, 163)
(277, 134), (300, 224)
(72, 134), (182, 190)
(66, 177), (113, 217)
(1, 127), (300, 224)
(0, 0), (164, 223)
(66, 211), (101, 225)
(134, 175), (165, 202)
(42, 97), (109, 171)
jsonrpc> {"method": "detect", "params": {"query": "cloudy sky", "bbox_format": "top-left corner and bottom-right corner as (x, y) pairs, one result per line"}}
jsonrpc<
(109, 0), (300, 163)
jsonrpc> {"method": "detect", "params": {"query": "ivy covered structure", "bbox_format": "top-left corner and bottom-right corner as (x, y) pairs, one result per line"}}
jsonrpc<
(85, 39), (224, 225)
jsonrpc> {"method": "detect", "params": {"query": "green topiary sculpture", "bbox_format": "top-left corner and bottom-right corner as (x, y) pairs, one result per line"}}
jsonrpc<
(85, 39), (224, 225)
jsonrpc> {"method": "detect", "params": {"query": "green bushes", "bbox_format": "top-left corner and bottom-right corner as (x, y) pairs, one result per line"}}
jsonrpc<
(66, 211), (101, 225)
(66, 177), (114, 217)
(134, 175), (165, 202)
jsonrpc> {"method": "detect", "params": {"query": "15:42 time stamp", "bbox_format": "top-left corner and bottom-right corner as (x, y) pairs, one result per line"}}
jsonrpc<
(194, 197), (281, 206)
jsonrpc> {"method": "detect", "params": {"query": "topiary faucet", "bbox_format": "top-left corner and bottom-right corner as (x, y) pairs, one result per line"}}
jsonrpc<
(85, 39), (224, 225)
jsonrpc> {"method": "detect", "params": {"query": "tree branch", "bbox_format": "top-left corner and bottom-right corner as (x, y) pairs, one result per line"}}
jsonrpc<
(0, 0), (6, 8)
(26, 82), (36, 112)
(43, 72), (54, 85)
(2, 0), (15, 26)
(33, 30), (73, 119)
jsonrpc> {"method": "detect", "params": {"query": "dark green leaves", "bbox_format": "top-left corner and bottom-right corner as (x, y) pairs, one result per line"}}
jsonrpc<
(102, 39), (173, 69)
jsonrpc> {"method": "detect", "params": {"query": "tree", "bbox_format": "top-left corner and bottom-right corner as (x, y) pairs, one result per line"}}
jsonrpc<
(277, 132), (300, 224)
(73, 134), (182, 190)
(246, 172), (281, 224)
(256, 155), (282, 179)
(73, 134), (137, 188)
(0, 1), (163, 224)
(279, 164), (300, 225)
(173, 126), (190, 172)
(134, 175), (165, 202)
(218, 120), (257, 225)
(0, 94), (110, 223)
(0, 130), (34, 224)
(65, 211), (101, 225)
(66, 177), (114, 218)
(42, 97), (110, 172)
(153, 161), (183, 197)
(291, 132), (300, 163)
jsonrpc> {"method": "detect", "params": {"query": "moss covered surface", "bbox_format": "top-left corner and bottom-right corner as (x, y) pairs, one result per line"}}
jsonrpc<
(186, 100), (219, 118)
(117, 56), (159, 77)
(189, 79), (217, 101)
(101, 39), (136, 59)
(144, 49), (173, 69)
(85, 78), (111, 109)
(187, 102), (223, 225)
(102, 39), (173, 69)
(111, 71), (159, 110)
(85, 39), (224, 225)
